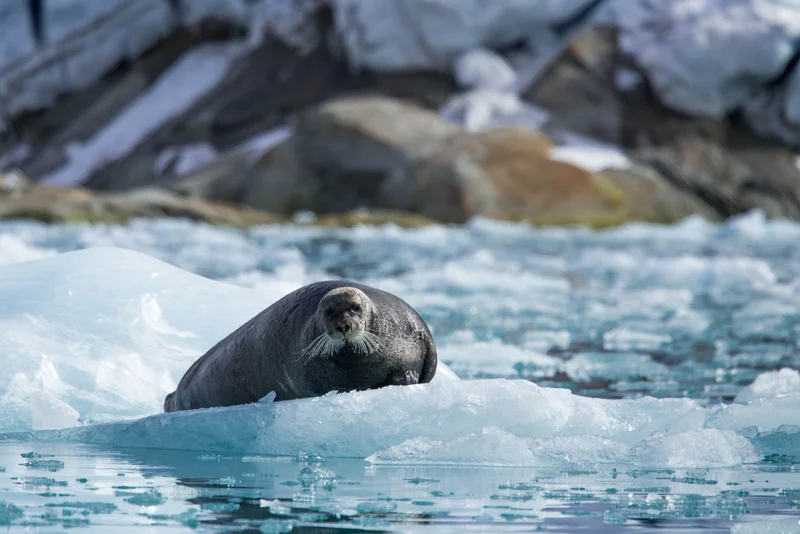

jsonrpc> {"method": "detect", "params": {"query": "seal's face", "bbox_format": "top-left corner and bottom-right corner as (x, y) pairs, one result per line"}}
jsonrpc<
(303, 287), (381, 361)
(319, 288), (369, 341)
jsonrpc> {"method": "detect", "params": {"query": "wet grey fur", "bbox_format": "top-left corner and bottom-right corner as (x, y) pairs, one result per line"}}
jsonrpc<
(164, 280), (437, 412)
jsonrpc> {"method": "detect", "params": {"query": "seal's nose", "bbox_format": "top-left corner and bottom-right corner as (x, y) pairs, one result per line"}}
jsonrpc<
(336, 323), (352, 334)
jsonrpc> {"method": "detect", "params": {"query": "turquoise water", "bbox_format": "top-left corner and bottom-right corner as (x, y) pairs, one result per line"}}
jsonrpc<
(0, 212), (798, 531)
(1, 443), (798, 532)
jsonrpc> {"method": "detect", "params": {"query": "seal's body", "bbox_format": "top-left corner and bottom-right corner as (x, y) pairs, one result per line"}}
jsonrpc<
(164, 280), (437, 412)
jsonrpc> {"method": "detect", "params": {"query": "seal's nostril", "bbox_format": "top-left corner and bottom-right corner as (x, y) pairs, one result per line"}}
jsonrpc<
(336, 325), (344, 333)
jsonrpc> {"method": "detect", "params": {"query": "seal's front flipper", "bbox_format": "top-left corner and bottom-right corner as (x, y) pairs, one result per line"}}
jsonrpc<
(384, 369), (421, 387)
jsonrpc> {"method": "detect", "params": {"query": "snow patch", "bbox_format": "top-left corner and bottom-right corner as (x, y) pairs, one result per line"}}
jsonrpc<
(41, 44), (241, 187)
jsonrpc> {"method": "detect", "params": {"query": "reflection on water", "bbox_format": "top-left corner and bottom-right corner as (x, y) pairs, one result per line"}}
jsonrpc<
(1, 443), (798, 532)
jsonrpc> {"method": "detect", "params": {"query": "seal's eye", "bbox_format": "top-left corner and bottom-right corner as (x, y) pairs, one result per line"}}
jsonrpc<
(326, 308), (335, 317)
(351, 304), (362, 313)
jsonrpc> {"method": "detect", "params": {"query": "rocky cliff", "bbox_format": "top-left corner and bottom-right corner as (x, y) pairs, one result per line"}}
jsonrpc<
(2, 0), (800, 226)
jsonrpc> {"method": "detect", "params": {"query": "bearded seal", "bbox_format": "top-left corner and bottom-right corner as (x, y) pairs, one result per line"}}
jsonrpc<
(164, 280), (437, 412)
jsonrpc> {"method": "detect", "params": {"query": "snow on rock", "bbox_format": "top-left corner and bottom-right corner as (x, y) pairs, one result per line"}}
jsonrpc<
(1, 0), (173, 116)
(332, 0), (601, 71)
(549, 133), (632, 172)
(616, 0), (800, 118)
(154, 143), (220, 177)
(179, 0), (325, 52)
(41, 0), (128, 45)
(453, 48), (518, 90)
(0, 0), (37, 73)
(42, 44), (241, 186)
(1, 0), (324, 118)
(177, 0), (249, 27)
(439, 90), (550, 132)
(735, 368), (800, 404)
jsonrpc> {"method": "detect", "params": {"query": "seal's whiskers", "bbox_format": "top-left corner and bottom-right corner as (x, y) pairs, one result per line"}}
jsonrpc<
(302, 333), (344, 362)
(346, 331), (383, 355)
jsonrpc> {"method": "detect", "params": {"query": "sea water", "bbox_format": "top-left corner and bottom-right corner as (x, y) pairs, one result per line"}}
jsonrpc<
(0, 211), (798, 531)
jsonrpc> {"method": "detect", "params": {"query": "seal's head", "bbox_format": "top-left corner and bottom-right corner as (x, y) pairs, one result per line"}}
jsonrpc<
(304, 287), (381, 361)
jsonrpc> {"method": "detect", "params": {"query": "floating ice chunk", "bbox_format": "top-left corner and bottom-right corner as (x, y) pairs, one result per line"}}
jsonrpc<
(453, 48), (517, 90)
(520, 330), (570, 353)
(367, 427), (538, 467)
(28, 393), (81, 431)
(562, 353), (668, 383)
(731, 517), (800, 534)
(0, 247), (459, 431)
(631, 429), (761, 468)
(735, 369), (800, 404)
(731, 299), (799, 342)
(576, 252), (779, 303)
(527, 435), (630, 466)
(603, 329), (671, 352)
(707, 394), (800, 435)
(31, 378), (724, 466)
(438, 341), (560, 378)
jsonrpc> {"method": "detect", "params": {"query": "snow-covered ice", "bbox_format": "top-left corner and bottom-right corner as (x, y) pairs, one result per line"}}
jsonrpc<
(734, 368), (800, 404)
(0, 240), (793, 470)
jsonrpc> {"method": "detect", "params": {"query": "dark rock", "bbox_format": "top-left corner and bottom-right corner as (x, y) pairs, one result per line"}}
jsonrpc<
(240, 95), (461, 213)
(632, 136), (800, 219)
(166, 149), (262, 202)
(524, 24), (624, 144)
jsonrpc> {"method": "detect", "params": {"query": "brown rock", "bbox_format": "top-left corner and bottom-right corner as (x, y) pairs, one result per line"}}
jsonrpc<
(0, 186), (284, 227)
(240, 95), (462, 213)
(598, 165), (721, 223)
(383, 127), (629, 226)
